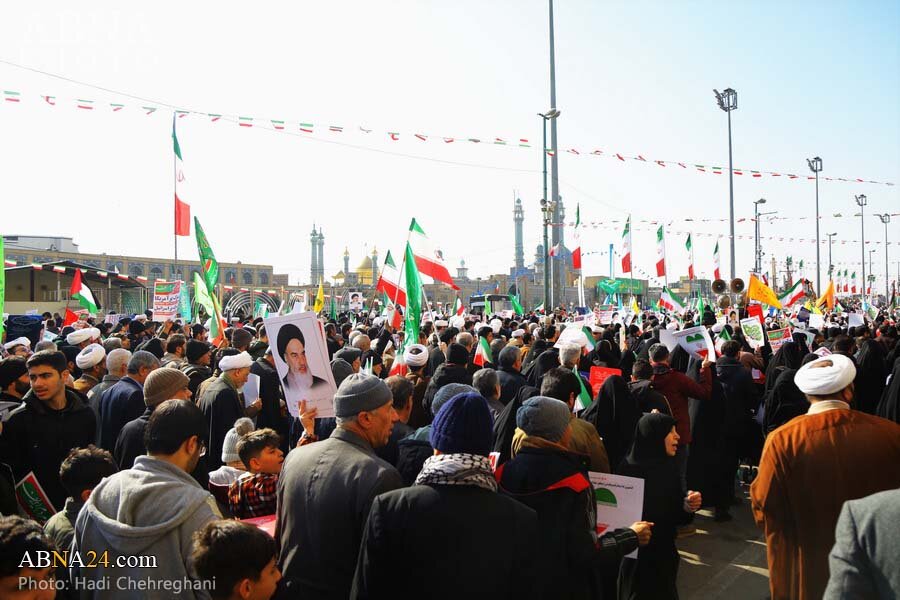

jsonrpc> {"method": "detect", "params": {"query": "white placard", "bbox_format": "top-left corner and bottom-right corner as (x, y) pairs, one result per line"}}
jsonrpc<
(589, 471), (645, 559)
(740, 317), (766, 349)
(808, 313), (825, 330)
(659, 328), (677, 351)
(242, 373), (260, 407)
(848, 313), (864, 328)
(672, 325), (716, 360)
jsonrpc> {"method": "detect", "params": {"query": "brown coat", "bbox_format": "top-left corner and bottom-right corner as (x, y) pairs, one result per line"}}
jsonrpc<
(750, 408), (900, 600)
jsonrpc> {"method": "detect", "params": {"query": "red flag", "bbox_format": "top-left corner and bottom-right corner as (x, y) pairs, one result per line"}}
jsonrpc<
(175, 195), (191, 236)
(63, 308), (79, 326)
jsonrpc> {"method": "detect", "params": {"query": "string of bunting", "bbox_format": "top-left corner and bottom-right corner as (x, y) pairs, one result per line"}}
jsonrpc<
(2, 87), (894, 186)
(549, 213), (900, 227)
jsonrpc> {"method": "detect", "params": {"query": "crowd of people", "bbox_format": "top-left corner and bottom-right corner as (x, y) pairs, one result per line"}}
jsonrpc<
(1, 300), (899, 599)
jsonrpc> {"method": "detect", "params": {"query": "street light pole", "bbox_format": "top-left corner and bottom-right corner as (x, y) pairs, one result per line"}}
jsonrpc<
(855, 194), (867, 302)
(826, 232), (837, 280)
(753, 198), (766, 273)
(868, 249), (876, 298)
(807, 157), (823, 294)
(714, 88), (738, 280)
(876, 214), (891, 303)
(539, 109), (560, 310)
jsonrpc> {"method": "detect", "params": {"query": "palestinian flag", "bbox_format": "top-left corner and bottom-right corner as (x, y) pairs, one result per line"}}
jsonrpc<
(685, 234), (694, 280)
(375, 250), (407, 307)
(779, 280), (806, 307)
(659, 287), (685, 313)
(655, 225), (666, 277)
(713, 240), (721, 280)
(69, 270), (99, 314)
(173, 118), (191, 236)
(574, 367), (592, 411)
(620, 216), (632, 273)
(409, 218), (459, 289)
(474, 336), (493, 367)
(572, 203), (583, 270)
(453, 296), (465, 316)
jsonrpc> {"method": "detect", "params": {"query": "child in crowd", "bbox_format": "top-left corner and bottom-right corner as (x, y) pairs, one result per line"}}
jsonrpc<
(0, 515), (57, 599)
(227, 428), (283, 519)
(44, 445), (118, 552)
(191, 519), (281, 600)
(209, 418), (255, 486)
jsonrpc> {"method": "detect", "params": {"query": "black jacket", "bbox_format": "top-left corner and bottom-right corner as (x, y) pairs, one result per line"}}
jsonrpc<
(197, 375), (243, 471)
(374, 421), (414, 467)
(421, 363), (472, 421)
(182, 362), (213, 401)
(497, 366), (527, 405)
(0, 388), (97, 510)
(97, 376), (145, 451)
(251, 358), (288, 444)
(395, 427), (433, 486)
(627, 380), (670, 415)
(351, 482), (538, 600)
(497, 445), (639, 599)
(491, 385), (540, 466)
(114, 407), (152, 470)
(715, 356), (755, 436)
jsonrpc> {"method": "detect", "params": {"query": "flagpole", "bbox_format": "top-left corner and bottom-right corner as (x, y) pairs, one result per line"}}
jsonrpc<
(663, 225), (668, 289)
(173, 113), (179, 285)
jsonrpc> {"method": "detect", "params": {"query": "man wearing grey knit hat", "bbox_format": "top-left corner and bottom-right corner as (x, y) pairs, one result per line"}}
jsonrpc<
(113, 368), (192, 470)
(277, 373), (402, 600)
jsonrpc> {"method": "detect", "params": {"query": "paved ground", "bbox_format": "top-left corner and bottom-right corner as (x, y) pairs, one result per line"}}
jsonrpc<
(678, 481), (771, 600)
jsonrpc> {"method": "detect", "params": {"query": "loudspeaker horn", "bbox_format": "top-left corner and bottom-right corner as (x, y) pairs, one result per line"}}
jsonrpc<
(712, 279), (728, 294)
(730, 278), (745, 293)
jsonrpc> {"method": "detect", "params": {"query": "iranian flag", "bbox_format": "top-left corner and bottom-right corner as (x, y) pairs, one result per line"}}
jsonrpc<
(453, 296), (465, 316)
(534, 301), (545, 314)
(389, 347), (408, 376)
(409, 218), (459, 289)
(572, 204), (583, 270)
(574, 367), (592, 411)
(659, 286), (685, 313)
(173, 118), (191, 236)
(685, 234), (694, 280)
(851, 272), (857, 294)
(655, 225), (666, 277)
(779, 280), (806, 307)
(375, 250), (407, 307)
(713, 240), (721, 280)
(70, 270), (99, 314)
(715, 326), (732, 356)
(474, 336), (493, 367)
(620, 216), (632, 273)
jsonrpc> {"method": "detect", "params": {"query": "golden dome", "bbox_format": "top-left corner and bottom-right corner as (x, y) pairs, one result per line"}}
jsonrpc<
(356, 255), (374, 272)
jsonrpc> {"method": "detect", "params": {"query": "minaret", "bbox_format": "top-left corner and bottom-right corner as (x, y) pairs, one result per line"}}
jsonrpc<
(310, 224), (319, 284)
(457, 259), (469, 281)
(316, 228), (325, 283)
(513, 197), (525, 272)
(535, 244), (545, 277)
(343, 247), (350, 276)
(371, 247), (379, 286)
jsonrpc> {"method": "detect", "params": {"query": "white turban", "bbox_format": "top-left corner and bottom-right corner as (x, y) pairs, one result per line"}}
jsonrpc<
(405, 344), (429, 367)
(794, 353), (856, 396)
(711, 323), (724, 333)
(435, 320), (449, 328)
(3, 337), (31, 350)
(134, 314), (148, 322)
(449, 316), (466, 330)
(76, 343), (106, 369)
(87, 327), (101, 341)
(219, 351), (252, 371)
(489, 319), (502, 335)
(66, 329), (93, 346)
(511, 329), (525, 339)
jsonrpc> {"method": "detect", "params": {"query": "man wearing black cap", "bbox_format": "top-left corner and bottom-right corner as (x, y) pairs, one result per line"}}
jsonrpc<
(277, 373), (402, 600)
(182, 339), (213, 400)
(421, 342), (473, 421)
(0, 357), (30, 416)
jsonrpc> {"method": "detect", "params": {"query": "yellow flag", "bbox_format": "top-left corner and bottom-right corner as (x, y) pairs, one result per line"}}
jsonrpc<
(313, 278), (325, 313)
(816, 279), (835, 311)
(747, 274), (782, 309)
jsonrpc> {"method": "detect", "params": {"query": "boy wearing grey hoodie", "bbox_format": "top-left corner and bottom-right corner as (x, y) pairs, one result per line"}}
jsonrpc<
(72, 399), (221, 599)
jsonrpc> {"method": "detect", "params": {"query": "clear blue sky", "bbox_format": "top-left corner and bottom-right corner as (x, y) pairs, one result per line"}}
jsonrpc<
(1, 1), (897, 288)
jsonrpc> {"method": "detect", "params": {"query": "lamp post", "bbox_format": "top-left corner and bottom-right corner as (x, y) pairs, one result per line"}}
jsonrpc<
(714, 87), (738, 279)
(868, 249), (876, 299)
(826, 232), (837, 279)
(539, 108), (560, 310)
(855, 194), (867, 301)
(876, 214), (891, 302)
(753, 198), (766, 273)
(807, 157), (823, 294)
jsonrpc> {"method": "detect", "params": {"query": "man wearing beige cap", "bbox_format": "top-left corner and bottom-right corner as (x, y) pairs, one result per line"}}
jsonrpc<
(114, 367), (192, 470)
(751, 353), (900, 600)
(73, 343), (106, 396)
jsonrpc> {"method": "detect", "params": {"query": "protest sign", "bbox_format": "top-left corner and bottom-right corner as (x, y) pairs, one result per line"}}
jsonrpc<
(673, 325), (716, 360)
(808, 313), (825, 330)
(179, 283), (192, 322)
(152, 281), (181, 321)
(848, 313), (864, 328)
(16, 472), (56, 525)
(589, 367), (622, 397)
(747, 303), (764, 325)
(596, 304), (615, 325)
(659, 328), (677, 351)
(767, 328), (793, 353)
(104, 313), (126, 325)
(263, 312), (336, 418)
(589, 471), (645, 559)
(242, 373), (260, 407)
(740, 317), (766, 349)
(348, 291), (364, 312)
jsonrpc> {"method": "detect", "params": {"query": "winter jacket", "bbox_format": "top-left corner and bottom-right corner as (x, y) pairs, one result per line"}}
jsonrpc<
(97, 376), (145, 451)
(43, 496), (83, 553)
(352, 479), (538, 600)
(395, 426), (433, 486)
(0, 388), (97, 510)
(247, 340), (269, 361)
(250, 357), (288, 446)
(498, 443), (639, 599)
(421, 363), (472, 421)
(197, 374), (244, 471)
(715, 355), (755, 436)
(497, 366), (527, 405)
(627, 379), (671, 415)
(114, 407), (153, 470)
(181, 363), (213, 402)
(72, 455), (220, 598)
(651, 364), (711, 446)
(276, 427), (403, 600)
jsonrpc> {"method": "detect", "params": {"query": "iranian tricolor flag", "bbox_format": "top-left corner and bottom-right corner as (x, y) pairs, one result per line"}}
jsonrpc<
(375, 250), (407, 307)
(655, 225), (666, 277)
(173, 118), (191, 236)
(620, 216), (632, 273)
(659, 286), (685, 313)
(534, 301), (545, 314)
(69, 270), (99, 314)
(474, 336), (493, 367)
(389, 347), (408, 376)
(453, 296), (465, 316)
(778, 280), (806, 307)
(851, 272), (857, 294)
(714, 326), (732, 356)
(572, 203), (582, 270)
(574, 367), (592, 411)
(713, 240), (721, 280)
(409, 218), (459, 289)
(685, 234), (695, 280)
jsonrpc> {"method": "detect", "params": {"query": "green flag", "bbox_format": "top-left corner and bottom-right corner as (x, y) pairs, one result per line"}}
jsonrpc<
(193, 272), (215, 319)
(510, 294), (524, 315)
(329, 293), (338, 320)
(484, 298), (493, 317)
(194, 217), (219, 293)
(574, 367), (592, 411)
(403, 242), (423, 351)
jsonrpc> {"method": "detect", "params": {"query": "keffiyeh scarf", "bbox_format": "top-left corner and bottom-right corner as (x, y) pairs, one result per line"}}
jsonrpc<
(414, 453), (498, 492)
